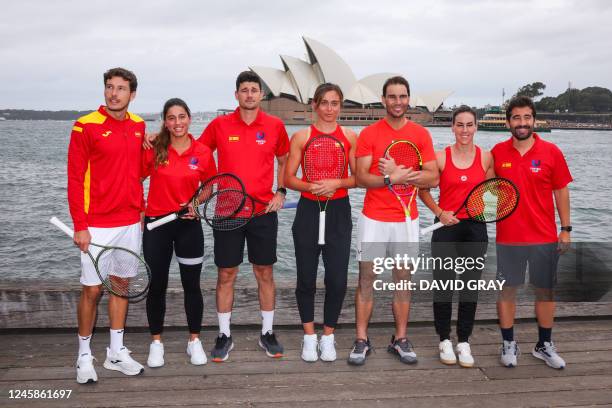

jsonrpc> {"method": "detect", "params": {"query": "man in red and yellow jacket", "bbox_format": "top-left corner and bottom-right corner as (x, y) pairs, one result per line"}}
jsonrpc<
(68, 68), (146, 384)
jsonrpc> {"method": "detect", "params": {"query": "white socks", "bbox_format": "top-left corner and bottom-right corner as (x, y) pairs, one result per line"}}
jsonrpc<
(217, 310), (274, 335)
(218, 312), (231, 336)
(261, 310), (274, 335)
(110, 329), (125, 353)
(78, 334), (92, 356)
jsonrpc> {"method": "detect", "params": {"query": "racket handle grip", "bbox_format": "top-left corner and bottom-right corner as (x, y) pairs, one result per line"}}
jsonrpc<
(318, 211), (326, 245)
(50, 216), (75, 237)
(147, 213), (178, 230)
(421, 221), (444, 235)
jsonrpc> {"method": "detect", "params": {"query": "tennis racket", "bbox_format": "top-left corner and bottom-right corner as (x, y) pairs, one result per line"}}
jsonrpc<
(146, 173), (244, 231)
(420, 177), (520, 235)
(50, 217), (151, 299)
(303, 134), (346, 245)
(203, 188), (297, 231)
(384, 140), (422, 240)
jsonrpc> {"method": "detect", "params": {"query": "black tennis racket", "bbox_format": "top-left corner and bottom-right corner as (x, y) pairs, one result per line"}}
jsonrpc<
(420, 177), (520, 235)
(303, 134), (346, 245)
(50, 217), (151, 299)
(203, 188), (297, 231)
(146, 173), (244, 230)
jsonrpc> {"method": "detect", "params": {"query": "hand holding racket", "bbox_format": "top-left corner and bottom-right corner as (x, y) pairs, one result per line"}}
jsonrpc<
(147, 173), (244, 230)
(384, 140), (423, 240)
(420, 177), (519, 235)
(50, 217), (151, 299)
(303, 134), (346, 245)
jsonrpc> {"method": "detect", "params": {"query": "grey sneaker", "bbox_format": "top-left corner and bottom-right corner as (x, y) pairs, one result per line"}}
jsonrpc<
(500, 340), (519, 367)
(211, 334), (234, 363)
(387, 336), (417, 364)
(259, 331), (284, 358)
(347, 338), (372, 366)
(532, 342), (566, 369)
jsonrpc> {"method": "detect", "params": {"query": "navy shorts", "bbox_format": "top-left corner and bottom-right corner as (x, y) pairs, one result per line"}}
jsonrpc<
(496, 243), (559, 289)
(213, 212), (278, 268)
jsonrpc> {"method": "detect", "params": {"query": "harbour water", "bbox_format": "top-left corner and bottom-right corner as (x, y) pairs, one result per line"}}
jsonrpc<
(0, 120), (610, 282)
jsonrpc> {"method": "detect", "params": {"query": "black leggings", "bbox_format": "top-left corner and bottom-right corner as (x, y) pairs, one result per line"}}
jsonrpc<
(292, 196), (352, 328)
(143, 216), (204, 335)
(431, 219), (488, 343)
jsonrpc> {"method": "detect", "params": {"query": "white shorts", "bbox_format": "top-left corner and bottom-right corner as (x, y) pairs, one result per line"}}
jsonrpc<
(356, 213), (420, 262)
(80, 222), (141, 286)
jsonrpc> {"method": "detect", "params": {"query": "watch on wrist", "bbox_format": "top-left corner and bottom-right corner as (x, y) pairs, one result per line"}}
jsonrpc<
(276, 187), (287, 196)
(560, 226), (572, 232)
(383, 174), (391, 186)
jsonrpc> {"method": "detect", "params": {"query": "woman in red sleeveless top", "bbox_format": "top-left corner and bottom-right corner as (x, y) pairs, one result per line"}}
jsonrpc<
(285, 83), (357, 362)
(419, 105), (494, 368)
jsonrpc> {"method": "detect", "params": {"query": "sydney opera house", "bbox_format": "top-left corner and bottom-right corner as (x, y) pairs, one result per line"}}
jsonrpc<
(248, 37), (452, 125)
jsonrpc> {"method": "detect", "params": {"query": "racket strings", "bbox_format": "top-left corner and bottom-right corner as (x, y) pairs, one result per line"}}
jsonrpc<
(97, 248), (150, 298)
(204, 189), (252, 231)
(386, 142), (421, 195)
(465, 179), (519, 222)
(303, 137), (345, 181)
(193, 174), (244, 217)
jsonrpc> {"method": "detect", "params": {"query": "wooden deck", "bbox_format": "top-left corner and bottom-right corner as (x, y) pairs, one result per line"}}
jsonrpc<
(1, 319), (612, 407)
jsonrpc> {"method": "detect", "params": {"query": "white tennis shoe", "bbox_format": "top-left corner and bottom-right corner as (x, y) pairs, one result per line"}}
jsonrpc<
(147, 341), (164, 368)
(187, 338), (207, 365)
(301, 334), (318, 362)
(103, 347), (144, 375)
(439, 339), (457, 365)
(319, 334), (337, 362)
(76, 353), (98, 384)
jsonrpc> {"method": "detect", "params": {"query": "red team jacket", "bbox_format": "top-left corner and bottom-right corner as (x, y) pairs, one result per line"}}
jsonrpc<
(68, 106), (145, 231)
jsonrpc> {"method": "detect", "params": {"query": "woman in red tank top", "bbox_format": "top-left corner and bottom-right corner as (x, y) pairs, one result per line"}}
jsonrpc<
(285, 83), (357, 362)
(419, 106), (494, 368)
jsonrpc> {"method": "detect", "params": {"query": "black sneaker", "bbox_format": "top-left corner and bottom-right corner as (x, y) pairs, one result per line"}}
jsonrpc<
(211, 334), (234, 362)
(347, 338), (372, 366)
(259, 331), (284, 358)
(387, 336), (417, 364)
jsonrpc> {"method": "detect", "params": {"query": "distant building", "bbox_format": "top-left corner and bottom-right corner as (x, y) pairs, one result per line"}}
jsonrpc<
(248, 37), (452, 125)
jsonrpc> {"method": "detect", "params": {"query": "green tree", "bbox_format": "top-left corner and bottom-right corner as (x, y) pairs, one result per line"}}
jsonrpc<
(515, 82), (546, 99)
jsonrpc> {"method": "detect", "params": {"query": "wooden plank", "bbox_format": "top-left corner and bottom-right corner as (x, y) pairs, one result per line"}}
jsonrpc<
(4, 337), (612, 369)
(2, 375), (612, 407)
(0, 321), (612, 355)
(2, 281), (611, 329)
(252, 390), (612, 408)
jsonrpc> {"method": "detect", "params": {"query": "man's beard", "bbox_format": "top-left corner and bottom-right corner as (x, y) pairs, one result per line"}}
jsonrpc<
(511, 125), (533, 141)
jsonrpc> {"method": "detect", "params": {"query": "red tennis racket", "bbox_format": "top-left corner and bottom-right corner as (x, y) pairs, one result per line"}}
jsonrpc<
(303, 134), (346, 245)
(421, 177), (519, 235)
(384, 140), (422, 240)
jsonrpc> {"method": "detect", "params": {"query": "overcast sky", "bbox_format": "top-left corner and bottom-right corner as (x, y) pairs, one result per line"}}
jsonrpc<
(1, 0), (611, 112)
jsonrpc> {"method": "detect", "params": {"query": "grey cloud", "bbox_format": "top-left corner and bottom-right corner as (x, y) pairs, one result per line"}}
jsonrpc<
(1, 0), (611, 111)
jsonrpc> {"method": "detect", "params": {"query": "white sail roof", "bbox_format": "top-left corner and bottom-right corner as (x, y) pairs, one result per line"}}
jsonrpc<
(411, 90), (454, 112)
(279, 55), (320, 104)
(249, 66), (296, 98)
(249, 37), (452, 108)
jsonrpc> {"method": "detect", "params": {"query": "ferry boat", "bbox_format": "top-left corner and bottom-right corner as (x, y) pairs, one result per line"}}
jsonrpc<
(479, 107), (551, 132)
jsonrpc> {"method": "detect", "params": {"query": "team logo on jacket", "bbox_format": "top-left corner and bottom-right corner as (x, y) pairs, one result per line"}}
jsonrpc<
(135, 132), (142, 138)
(188, 157), (199, 170)
(256, 131), (266, 145)
(501, 162), (512, 168)
(102, 130), (112, 137)
(460, 175), (468, 182)
(530, 159), (542, 173)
